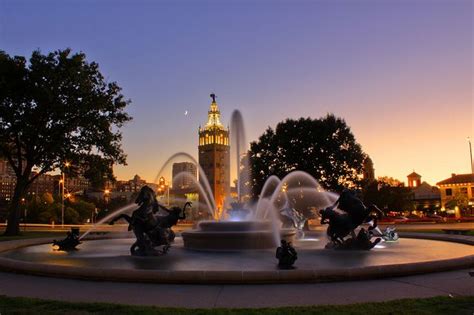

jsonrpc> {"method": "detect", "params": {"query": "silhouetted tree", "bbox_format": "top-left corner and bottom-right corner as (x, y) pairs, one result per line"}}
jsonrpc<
(362, 178), (414, 213)
(0, 49), (131, 235)
(248, 114), (367, 198)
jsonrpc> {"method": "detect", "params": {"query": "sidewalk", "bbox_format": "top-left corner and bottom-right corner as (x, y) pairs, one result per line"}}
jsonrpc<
(0, 269), (472, 308)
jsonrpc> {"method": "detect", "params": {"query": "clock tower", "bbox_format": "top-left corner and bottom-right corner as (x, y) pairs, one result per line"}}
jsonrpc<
(198, 94), (230, 218)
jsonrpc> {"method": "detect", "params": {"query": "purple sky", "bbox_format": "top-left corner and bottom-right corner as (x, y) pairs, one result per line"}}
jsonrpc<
(1, 0), (472, 186)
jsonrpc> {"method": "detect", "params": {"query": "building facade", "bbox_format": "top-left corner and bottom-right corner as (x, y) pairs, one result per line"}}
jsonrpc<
(198, 94), (230, 218)
(0, 158), (89, 201)
(437, 173), (474, 216)
(407, 171), (422, 188)
(172, 162), (197, 190)
(406, 172), (440, 212)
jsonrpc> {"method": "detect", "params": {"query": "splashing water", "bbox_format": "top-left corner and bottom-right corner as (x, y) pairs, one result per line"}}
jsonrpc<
(172, 171), (215, 217)
(153, 152), (216, 216)
(79, 203), (136, 240)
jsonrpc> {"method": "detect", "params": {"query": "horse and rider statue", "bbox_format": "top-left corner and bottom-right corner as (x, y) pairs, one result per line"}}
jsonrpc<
(319, 189), (383, 250)
(109, 185), (191, 256)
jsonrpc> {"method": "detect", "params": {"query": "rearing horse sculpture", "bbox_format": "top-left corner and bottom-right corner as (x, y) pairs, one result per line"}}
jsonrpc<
(109, 185), (191, 256)
(319, 189), (382, 250)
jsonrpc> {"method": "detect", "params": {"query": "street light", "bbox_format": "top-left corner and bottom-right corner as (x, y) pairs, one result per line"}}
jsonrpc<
(468, 137), (473, 174)
(61, 161), (70, 228)
(104, 189), (110, 213)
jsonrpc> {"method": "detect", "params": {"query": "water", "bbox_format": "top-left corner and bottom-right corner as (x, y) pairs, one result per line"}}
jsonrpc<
(172, 171), (215, 217)
(79, 203), (136, 240)
(255, 175), (281, 219)
(230, 110), (250, 202)
(153, 152), (217, 216)
(80, 109), (339, 247)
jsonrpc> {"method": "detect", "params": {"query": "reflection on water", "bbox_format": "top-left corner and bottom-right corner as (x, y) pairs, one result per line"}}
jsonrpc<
(0, 238), (471, 272)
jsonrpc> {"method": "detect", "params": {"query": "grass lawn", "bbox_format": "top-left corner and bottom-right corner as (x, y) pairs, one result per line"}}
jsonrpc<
(0, 295), (473, 315)
(401, 229), (474, 236)
(0, 230), (65, 242)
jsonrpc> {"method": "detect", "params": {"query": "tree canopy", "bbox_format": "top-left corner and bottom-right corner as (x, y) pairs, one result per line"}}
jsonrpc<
(247, 114), (367, 198)
(362, 177), (414, 213)
(0, 49), (131, 235)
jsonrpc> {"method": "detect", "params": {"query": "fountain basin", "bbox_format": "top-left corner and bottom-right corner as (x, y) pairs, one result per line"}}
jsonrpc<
(182, 220), (296, 250)
(0, 234), (473, 284)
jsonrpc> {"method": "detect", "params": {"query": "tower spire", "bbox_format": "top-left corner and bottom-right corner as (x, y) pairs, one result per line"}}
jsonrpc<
(206, 93), (223, 129)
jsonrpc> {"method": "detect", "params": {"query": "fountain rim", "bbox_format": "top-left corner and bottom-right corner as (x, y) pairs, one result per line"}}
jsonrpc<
(0, 233), (472, 284)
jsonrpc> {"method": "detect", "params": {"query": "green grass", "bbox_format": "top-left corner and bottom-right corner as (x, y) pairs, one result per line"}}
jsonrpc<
(0, 230), (65, 242)
(400, 229), (474, 236)
(0, 295), (473, 315)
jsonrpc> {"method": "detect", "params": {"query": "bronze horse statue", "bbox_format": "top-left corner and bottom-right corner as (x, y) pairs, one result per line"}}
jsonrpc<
(319, 189), (382, 250)
(109, 185), (191, 256)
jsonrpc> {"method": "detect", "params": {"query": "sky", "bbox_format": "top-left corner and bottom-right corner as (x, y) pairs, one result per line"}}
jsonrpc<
(1, 0), (472, 186)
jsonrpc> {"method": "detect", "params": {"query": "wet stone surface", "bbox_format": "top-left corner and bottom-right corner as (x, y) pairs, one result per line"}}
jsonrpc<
(1, 237), (472, 272)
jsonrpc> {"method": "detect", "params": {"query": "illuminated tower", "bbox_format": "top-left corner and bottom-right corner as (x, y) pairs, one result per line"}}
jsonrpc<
(198, 94), (230, 218)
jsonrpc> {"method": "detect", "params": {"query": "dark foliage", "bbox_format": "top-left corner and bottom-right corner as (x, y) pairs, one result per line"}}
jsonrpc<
(247, 114), (367, 199)
(362, 178), (414, 213)
(0, 49), (131, 235)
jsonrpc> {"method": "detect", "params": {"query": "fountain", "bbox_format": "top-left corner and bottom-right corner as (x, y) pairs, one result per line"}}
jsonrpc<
(180, 110), (337, 250)
(1, 104), (472, 284)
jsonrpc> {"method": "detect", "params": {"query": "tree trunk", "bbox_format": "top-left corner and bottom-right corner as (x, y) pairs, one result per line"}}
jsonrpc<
(3, 177), (28, 236)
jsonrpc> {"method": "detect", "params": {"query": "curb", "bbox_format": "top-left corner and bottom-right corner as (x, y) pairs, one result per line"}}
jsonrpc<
(0, 234), (472, 284)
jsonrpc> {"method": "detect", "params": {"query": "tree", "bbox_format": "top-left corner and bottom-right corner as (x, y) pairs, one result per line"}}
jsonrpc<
(362, 177), (414, 213)
(247, 114), (367, 198)
(0, 49), (131, 235)
(445, 192), (469, 211)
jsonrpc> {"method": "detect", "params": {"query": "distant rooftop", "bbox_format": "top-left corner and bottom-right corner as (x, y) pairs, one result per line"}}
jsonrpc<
(407, 171), (421, 178)
(436, 173), (474, 186)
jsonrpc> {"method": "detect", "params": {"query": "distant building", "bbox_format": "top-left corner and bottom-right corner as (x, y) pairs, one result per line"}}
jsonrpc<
(198, 94), (230, 218)
(61, 175), (90, 195)
(115, 174), (147, 193)
(0, 159), (15, 177)
(0, 175), (16, 201)
(362, 157), (375, 182)
(407, 171), (422, 188)
(27, 173), (56, 197)
(0, 158), (90, 201)
(437, 173), (474, 215)
(406, 172), (440, 211)
(172, 162), (197, 190)
(156, 176), (170, 200)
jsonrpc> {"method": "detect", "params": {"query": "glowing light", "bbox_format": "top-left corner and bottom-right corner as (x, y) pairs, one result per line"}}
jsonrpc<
(298, 238), (319, 242)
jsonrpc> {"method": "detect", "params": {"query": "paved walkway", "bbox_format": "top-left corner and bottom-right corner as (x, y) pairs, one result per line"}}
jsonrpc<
(0, 269), (472, 308)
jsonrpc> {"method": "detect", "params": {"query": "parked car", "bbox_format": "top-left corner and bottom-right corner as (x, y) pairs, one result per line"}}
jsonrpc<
(426, 214), (445, 223)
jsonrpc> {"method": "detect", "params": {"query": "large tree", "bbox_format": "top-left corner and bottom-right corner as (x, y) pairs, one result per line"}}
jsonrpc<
(247, 114), (367, 198)
(362, 177), (414, 213)
(0, 49), (131, 235)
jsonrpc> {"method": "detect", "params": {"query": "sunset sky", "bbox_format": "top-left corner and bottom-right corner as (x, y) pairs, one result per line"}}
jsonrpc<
(1, 0), (472, 187)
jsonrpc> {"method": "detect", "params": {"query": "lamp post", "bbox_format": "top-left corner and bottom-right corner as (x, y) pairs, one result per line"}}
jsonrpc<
(468, 137), (473, 174)
(104, 189), (110, 213)
(61, 161), (70, 228)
